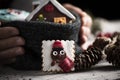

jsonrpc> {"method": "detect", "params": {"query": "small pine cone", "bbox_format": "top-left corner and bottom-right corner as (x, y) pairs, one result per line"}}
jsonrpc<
(104, 32), (120, 67)
(105, 45), (120, 67)
(93, 37), (111, 50)
(75, 47), (103, 71)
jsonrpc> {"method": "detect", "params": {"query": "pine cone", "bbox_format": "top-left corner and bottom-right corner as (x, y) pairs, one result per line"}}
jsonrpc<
(105, 45), (120, 67)
(75, 47), (103, 71)
(105, 32), (120, 67)
(93, 37), (111, 50)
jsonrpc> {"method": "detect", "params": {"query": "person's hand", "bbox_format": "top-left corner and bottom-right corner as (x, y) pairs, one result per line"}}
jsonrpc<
(0, 26), (25, 65)
(63, 4), (92, 49)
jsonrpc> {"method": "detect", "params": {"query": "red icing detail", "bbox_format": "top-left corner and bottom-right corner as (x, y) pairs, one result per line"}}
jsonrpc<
(59, 57), (74, 72)
(52, 40), (63, 48)
(97, 32), (113, 38)
(104, 32), (112, 38)
(44, 4), (54, 12)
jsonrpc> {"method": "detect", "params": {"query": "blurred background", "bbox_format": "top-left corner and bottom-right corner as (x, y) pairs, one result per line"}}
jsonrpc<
(59, 0), (120, 20)
(0, 0), (119, 20)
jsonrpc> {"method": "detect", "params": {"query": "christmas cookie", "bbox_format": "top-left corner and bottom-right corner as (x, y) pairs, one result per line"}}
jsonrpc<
(42, 40), (75, 72)
(26, 0), (76, 24)
(0, 9), (29, 22)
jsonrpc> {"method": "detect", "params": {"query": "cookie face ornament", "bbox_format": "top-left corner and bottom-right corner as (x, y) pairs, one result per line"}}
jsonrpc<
(51, 41), (67, 66)
(42, 40), (75, 72)
(51, 41), (74, 72)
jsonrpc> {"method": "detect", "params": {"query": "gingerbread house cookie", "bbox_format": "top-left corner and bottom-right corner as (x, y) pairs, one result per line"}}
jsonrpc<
(26, 0), (76, 24)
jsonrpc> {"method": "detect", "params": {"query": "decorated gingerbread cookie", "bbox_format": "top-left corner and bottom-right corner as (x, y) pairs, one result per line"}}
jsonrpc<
(26, 0), (76, 24)
(42, 40), (75, 72)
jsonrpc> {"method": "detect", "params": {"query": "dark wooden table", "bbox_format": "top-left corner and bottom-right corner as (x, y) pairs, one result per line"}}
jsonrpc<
(0, 60), (120, 80)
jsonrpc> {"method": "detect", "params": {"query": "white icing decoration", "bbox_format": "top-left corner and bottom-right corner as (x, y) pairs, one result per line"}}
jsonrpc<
(42, 40), (75, 72)
(26, 0), (76, 21)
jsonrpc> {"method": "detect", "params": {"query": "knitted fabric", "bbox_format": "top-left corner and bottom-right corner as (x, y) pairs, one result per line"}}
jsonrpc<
(1, 12), (82, 70)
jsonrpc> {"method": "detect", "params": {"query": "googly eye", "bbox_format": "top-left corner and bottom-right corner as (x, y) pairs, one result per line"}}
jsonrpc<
(52, 51), (58, 56)
(60, 50), (65, 55)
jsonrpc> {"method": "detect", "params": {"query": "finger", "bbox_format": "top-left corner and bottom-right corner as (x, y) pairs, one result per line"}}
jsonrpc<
(80, 35), (88, 49)
(80, 36), (86, 46)
(0, 47), (24, 60)
(79, 26), (90, 45)
(0, 36), (25, 51)
(82, 26), (91, 37)
(0, 27), (19, 39)
(79, 28), (88, 44)
(81, 12), (93, 27)
(82, 35), (88, 44)
(0, 58), (16, 65)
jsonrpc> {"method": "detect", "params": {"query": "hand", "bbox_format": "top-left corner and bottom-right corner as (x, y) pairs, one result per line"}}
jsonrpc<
(63, 4), (92, 49)
(0, 27), (25, 65)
